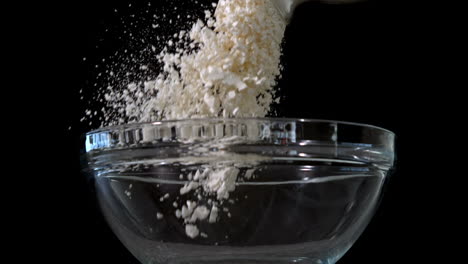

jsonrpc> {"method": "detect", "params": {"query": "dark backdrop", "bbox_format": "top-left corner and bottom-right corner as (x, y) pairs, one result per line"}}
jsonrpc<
(35, 0), (445, 263)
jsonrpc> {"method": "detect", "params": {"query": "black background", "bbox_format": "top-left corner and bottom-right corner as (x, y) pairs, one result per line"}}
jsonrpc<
(29, 0), (451, 263)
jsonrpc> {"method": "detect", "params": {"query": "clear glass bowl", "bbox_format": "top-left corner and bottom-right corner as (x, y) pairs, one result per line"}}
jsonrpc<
(84, 118), (395, 264)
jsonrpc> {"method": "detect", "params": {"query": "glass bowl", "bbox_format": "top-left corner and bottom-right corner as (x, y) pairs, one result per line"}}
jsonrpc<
(84, 118), (395, 264)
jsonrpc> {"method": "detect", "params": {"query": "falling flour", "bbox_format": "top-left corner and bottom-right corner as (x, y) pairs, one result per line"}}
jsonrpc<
(98, 0), (286, 125)
(90, 0), (287, 239)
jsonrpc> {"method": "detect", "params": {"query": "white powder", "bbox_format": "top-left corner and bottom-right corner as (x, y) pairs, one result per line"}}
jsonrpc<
(99, 0), (286, 125)
(154, 0), (283, 239)
(180, 181), (199, 195)
(185, 224), (200, 239)
(204, 167), (239, 200)
(92, 0), (286, 239)
(189, 205), (210, 223)
(244, 169), (256, 179)
(175, 166), (258, 238)
(208, 205), (219, 223)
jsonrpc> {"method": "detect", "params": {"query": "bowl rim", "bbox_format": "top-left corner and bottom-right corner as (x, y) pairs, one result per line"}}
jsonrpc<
(85, 117), (395, 136)
(84, 118), (396, 168)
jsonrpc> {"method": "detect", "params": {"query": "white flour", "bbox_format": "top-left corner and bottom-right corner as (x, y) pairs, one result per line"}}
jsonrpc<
(96, 0), (285, 125)
(90, 0), (286, 239)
